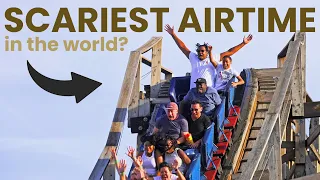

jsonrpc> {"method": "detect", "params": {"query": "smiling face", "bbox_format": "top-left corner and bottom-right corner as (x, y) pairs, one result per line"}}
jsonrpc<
(165, 139), (174, 152)
(190, 103), (202, 119)
(222, 56), (232, 69)
(196, 82), (207, 94)
(197, 45), (208, 60)
(160, 166), (172, 180)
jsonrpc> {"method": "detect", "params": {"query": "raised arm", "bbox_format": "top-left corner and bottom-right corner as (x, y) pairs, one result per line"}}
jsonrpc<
(231, 75), (245, 88)
(177, 149), (191, 165)
(208, 45), (218, 68)
(165, 24), (191, 59)
(172, 159), (186, 180)
(220, 34), (253, 61)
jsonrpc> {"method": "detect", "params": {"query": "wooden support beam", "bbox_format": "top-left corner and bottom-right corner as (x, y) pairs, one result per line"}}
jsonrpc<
(310, 144), (320, 164)
(282, 150), (295, 162)
(303, 102), (320, 118)
(291, 32), (306, 117)
(150, 40), (162, 98)
(238, 35), (302, 180)
(287, 164), (296, 179)
(309, 117), (320, 172)
(294, 119), (306, 178)
(282, 141), (295, 149)
(265, 118), (282, 180)
(306, 125), (320, 147)
(232, 170), (269, 180)
(128, 59), (141, 128)
(291, 172), (320, 180)
(305, 155), (316, 175)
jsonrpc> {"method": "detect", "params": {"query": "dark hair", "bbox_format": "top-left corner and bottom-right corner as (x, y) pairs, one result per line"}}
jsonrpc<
(196, 42), (209, 52)
(159, 162), (172, 171)
(191, 100), (203, 107)
(222, 55), (232, 61)
(154, 135), (177, 154)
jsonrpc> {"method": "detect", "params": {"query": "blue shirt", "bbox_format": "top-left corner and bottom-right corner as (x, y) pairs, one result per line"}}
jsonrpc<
(183, 86), (222, 116)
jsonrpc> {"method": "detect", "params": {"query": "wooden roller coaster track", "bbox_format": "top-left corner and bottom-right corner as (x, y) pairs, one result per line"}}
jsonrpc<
(88, 32), (320, 180)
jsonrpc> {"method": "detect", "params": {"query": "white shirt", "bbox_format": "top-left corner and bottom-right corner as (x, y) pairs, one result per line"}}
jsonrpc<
(164, 148), (186, 173)
(214, 63), (239, 91)
(141, 151), (157, 176)
(153, 174), (178, 180)
(188, 52), (220, 89)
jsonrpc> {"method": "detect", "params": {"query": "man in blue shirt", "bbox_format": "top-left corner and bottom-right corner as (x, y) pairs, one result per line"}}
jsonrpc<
(179, 78), (221, 117)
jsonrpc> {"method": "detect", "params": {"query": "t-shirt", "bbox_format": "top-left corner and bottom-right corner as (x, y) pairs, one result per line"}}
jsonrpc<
(189, 52), (220, 89)
(187, 114), (211, 142)
(214, 63), (239, 91)
(153, 174), (178, 180)
(155, 114), (188, 140)
(183, 86), (222, 116)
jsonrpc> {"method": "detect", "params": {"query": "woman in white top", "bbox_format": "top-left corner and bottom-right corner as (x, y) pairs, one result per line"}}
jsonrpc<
(162, 137), (191, 174)
(127, 141), (157, 177)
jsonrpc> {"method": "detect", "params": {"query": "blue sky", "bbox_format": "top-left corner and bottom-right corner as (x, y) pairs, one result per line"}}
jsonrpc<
(1, 0), (319, 179)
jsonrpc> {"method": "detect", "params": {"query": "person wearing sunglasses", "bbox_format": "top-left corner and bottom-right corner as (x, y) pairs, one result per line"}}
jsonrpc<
(164, 24), (253, 89)
(186, 100), (211, 149)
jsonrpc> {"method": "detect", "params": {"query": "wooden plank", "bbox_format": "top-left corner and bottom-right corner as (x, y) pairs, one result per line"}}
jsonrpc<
(303, 102), (320, 118)
(281, 141), (295, 149)
(291, 32), (306, 116)
(255, 68), (282, 78)
(280, 98), (292, 139)
(242, 151), (251, 161)
(306, 125), (320, 146)
(282, 150), (295, 162)
(135, 36), (162, 53)
(287, 164), (296, 179)
(257, 103), (270, 110)
(309, 117), (320, 172)
(291, 172), (320, 180)
(310, 144), (320, 164)
(220, 70), (259, 179)
(254, 111), (266, 119)
(232, 170), (269, 180)
(90, 51), (141, 180)
(257, 91), (274, 102)
(150, 40), (162, 98)
(277, 33), (295, 66)
(305, 155), (316, 175)
(257, 136), (273, 171)
(246, 140), (256, 151)
(128, 60), (141, 128)
(294, 119), (306, 178)
(238, 37), (302, 180)
(270, 118), (282, 180)
(249, 130), (260, 140)
(252, 119), (264, 130)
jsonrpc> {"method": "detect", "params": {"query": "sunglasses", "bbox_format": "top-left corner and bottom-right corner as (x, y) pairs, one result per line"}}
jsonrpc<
(197, 49), (206, 53)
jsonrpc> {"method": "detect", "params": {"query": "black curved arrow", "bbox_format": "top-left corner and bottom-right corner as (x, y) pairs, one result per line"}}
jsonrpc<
(27, 60), (102, 103)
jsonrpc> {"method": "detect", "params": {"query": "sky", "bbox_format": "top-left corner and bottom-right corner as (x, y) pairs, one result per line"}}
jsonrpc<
(0, 0), (319, 180)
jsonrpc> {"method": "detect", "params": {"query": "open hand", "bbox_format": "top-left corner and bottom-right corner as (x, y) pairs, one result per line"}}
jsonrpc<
(110, 147), (117, 160)
(243, 34), (253, 44)
(126, 146), (135, 159)
(117, 159), (127, 174)
(164, 24), (174, 35)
